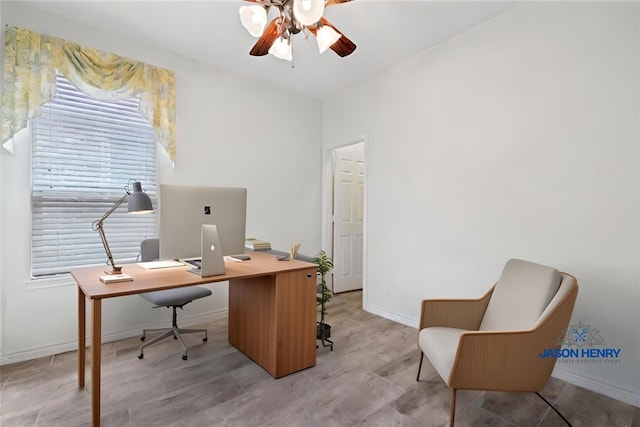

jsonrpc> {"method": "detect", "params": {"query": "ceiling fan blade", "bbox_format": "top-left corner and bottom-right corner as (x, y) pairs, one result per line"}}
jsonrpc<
(316, 17), (356, 57)
(326, 0), (353, 6)
(250, 18), (283, 56)
(242, 0), (285, 5)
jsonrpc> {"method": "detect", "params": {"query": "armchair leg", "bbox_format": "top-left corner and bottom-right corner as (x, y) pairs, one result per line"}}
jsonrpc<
(535, 392), (572, 426)
(416, 352), (424, 381)
(450, 388), (457, 427)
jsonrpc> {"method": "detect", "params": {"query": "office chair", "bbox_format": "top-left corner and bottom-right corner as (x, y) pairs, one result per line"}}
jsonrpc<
(138, 238), (212, 361)
(416, 258), (578, 427)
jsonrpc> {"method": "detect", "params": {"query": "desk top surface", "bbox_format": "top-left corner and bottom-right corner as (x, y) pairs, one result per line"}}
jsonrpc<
(71, 251), (318, 299)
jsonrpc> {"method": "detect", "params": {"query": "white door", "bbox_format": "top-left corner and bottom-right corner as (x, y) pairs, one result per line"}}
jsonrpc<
(332, 143), (364, 293)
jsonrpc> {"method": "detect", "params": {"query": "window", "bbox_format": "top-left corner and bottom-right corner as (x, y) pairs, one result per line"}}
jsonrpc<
(31, 73), (157, 277)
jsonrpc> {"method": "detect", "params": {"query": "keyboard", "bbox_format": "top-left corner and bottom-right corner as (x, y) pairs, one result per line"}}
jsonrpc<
(137, 260), (185, 270)
(183, 258), (202, 269)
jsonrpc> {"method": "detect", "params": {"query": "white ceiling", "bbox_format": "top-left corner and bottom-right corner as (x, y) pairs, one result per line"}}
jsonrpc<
(21, 1), (514, 100)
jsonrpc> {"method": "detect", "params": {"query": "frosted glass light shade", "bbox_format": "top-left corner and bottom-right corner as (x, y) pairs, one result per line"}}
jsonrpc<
(293, 0), (325, 26)
(316, 25), (342, 54)
(239, 5), (268, 37)
(269, 37), (293, 61)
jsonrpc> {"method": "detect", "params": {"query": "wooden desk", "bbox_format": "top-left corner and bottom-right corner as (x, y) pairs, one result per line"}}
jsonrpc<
(72, 252), (317, 427)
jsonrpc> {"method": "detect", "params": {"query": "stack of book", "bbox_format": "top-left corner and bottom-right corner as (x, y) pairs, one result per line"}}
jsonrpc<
(245, 238), (271, 250)
(99, 273), (133, 284)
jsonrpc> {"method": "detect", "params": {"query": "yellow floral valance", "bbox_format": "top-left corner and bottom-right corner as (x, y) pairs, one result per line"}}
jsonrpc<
(2, 25), (176, 163)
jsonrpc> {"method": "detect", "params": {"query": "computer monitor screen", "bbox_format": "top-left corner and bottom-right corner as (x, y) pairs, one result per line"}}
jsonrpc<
(159, 185), (247, 259)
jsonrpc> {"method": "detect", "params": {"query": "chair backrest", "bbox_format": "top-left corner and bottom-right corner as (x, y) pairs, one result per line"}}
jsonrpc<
(140, 238), (160, 262)
(533, 272), (576, 328)
(479, 259), (562, 331)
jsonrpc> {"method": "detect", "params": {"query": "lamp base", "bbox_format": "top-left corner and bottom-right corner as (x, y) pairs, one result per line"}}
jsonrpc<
(104, 266), (123, 275)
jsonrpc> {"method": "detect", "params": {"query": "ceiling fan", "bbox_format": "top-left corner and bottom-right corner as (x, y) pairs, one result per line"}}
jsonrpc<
(239, 0), (356, 61)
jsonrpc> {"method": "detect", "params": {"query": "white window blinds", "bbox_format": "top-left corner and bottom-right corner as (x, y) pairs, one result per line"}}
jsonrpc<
(31, 73), (157, 277)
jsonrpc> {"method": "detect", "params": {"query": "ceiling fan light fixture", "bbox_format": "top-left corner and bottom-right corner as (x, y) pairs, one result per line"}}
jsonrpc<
(239, 5), (268, 37)
(241, 0), (355, 60)
(292, 0), (325, 26)
(269, 36), (293, 61)
(316, 25), (342, 54)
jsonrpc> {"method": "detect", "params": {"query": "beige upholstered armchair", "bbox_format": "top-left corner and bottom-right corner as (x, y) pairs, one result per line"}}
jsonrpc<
(416, 259), (578, 426)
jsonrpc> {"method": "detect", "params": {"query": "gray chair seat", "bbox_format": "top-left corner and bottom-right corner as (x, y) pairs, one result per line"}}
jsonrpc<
(141, 287), (212, 307)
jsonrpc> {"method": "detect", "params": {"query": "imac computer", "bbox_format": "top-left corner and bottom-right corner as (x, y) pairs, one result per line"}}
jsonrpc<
(159, 185), (247, 260)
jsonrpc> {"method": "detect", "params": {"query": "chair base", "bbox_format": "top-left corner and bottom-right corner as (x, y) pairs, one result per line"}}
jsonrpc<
(138, 325), (208, 361)
(416, 352), (571, 427)
(535, 392), (572, 426)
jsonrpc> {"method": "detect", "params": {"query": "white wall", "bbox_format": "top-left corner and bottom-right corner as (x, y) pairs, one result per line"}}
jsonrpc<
(323, 2), (639, 406)
(0, 3), (323, 363)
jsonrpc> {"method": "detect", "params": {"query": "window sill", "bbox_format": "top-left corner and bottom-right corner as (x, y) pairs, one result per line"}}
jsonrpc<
(26, 274), (76, 291)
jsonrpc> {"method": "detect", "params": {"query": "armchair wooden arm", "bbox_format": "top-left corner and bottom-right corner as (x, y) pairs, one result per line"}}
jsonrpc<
(418, 286), (494, 331)
(450, 329), (556, 391)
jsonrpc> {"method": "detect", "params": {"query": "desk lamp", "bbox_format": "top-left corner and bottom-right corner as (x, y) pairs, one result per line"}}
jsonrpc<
(93, 180), (154, 274)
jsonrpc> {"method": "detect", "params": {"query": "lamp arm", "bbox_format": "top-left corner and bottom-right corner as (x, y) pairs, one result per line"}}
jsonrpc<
(93, 193), (129, 273)
(97, 192), (129, 224)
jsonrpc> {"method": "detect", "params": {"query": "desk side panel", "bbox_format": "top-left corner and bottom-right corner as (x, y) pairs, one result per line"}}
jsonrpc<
(274, 268), (317, 378)
(228, 275), (277, 375)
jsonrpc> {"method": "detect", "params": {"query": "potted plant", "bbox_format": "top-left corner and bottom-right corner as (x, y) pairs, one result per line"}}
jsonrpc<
(314, 250), (334, 350)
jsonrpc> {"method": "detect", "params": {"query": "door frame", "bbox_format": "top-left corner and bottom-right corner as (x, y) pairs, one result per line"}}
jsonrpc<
(321, 135), (368, 293)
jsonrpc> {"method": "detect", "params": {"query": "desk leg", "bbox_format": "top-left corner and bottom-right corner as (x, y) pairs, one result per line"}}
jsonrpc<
(91, 299), (102, 427)
(78, 287), (86, 388)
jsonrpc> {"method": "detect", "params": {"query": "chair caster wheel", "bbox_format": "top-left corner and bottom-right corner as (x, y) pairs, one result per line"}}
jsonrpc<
(138, 354), (144, 359)
(182, 355), (187, 360)
(203, 337), (208, 342)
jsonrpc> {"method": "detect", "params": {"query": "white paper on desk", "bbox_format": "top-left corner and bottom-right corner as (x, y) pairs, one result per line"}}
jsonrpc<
(137, 260), (184, 270)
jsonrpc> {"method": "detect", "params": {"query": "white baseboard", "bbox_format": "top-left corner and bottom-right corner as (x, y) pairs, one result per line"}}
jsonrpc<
(0, 342), (79, 366)
(364, 302), (416, 328)
(552, 365), (640, 408)
(0, 310), (227, 366)
(364, 302), (640, 409)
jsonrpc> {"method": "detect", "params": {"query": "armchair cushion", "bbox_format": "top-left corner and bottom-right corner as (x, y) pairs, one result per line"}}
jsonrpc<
(479, 259), (561, 331)
(419, 327), (466, 386)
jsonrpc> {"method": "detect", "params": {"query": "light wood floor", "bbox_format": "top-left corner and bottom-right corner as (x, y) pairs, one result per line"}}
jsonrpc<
(1, 290), (638, 426)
